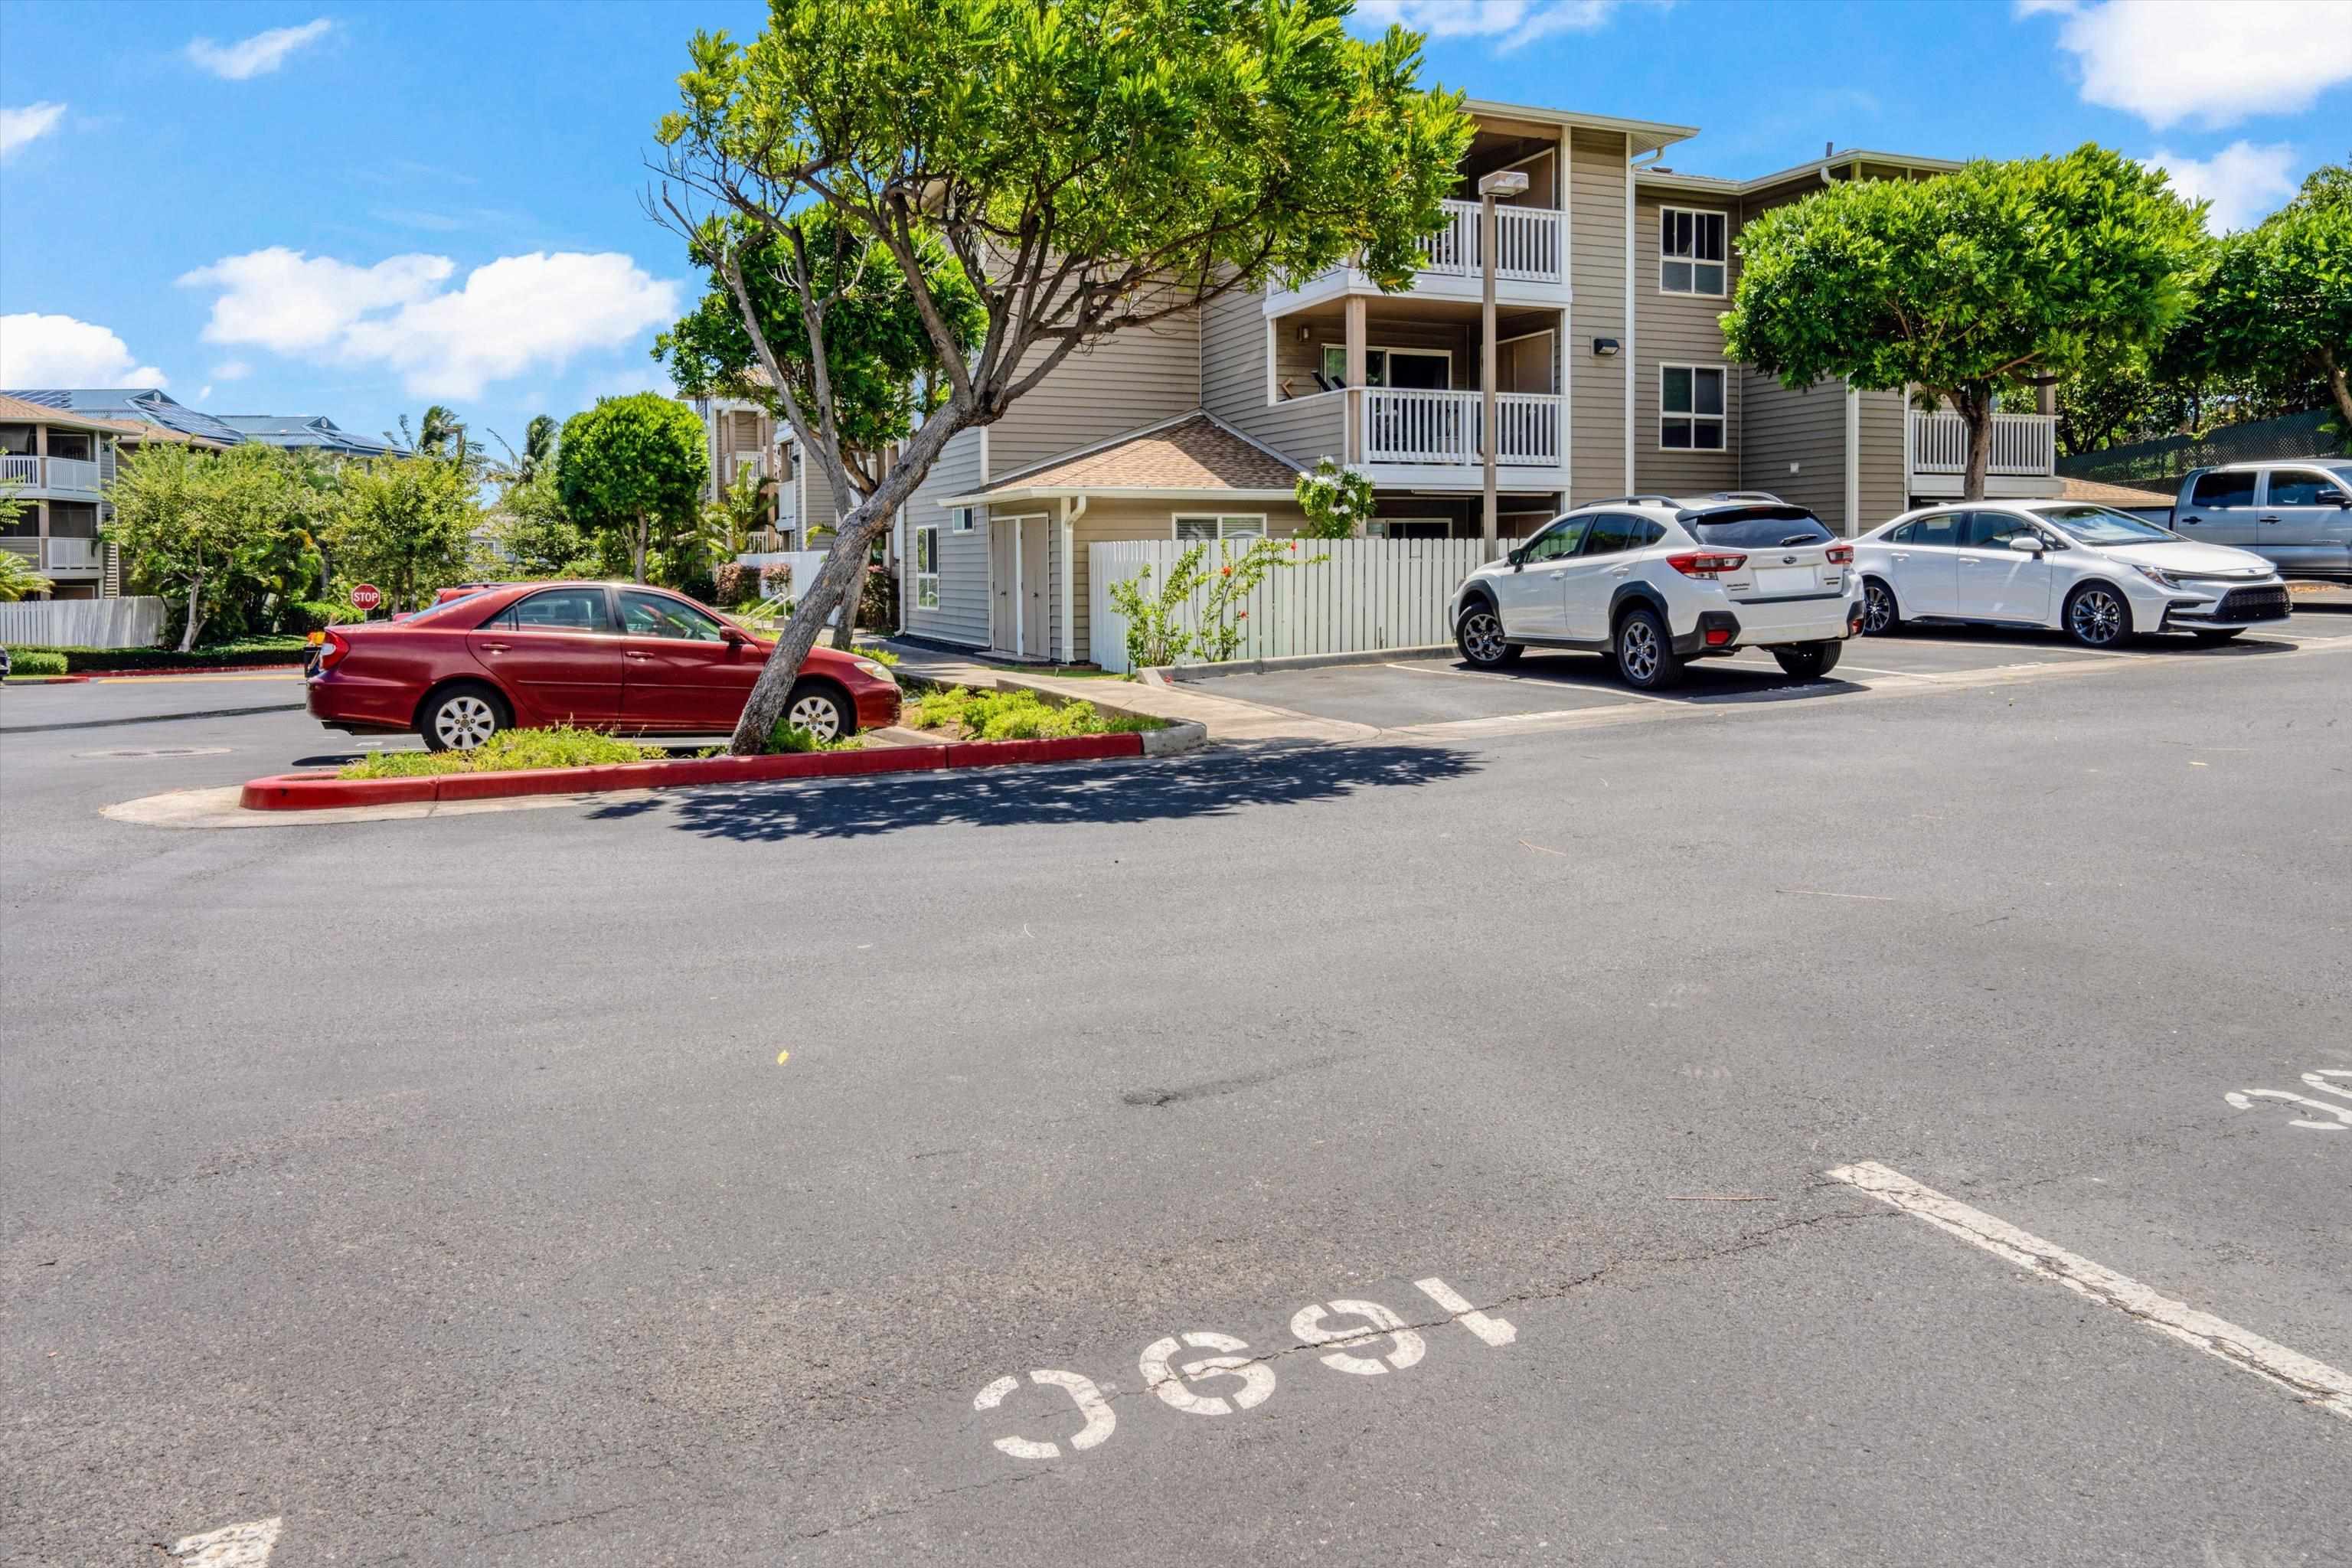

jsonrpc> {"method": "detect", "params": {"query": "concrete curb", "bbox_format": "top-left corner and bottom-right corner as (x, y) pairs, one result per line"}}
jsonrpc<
(239, 732), (1145, 812)
(1147, 645), (1454, 682)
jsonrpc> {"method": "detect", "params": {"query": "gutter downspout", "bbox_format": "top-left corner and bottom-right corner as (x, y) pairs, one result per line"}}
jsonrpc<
(1060, 494), (1086, 665)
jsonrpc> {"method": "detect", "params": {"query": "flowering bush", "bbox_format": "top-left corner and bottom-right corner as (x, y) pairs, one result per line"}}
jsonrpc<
(1294, 456), (1376, 538)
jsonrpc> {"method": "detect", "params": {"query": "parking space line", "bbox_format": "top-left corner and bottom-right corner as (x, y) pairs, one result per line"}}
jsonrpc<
(1828, 1161), (2352, 1424)
(1381, 660), (1690, 705)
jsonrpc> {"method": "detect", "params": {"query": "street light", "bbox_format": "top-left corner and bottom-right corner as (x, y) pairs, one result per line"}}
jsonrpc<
(1476, 168), (1529, 553)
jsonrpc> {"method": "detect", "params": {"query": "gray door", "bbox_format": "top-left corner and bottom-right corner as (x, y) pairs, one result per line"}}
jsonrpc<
(989, 518), (1019, 652)
(2175, 469), (2258, 547)
(1021, 517), (1052, 658)
(2259, 466), (2352, 577)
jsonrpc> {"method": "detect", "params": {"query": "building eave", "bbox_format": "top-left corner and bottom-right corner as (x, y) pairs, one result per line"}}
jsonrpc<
(939, 485), (1302, 509)
(1461, 99), (1698, 158)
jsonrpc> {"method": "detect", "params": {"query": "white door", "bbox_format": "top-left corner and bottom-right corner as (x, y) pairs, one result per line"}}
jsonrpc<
(1491, 515), (1587, 638)
(1952, 511), (2055, 622)
(1555, 512), (1650, 642)
(1883, 510), (1964, 616)
(989, 519), (1019, 652)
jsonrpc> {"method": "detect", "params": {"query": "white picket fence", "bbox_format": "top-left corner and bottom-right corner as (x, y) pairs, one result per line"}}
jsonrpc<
(1088, 537), (1489, 674)
(0, 596), (164, 649)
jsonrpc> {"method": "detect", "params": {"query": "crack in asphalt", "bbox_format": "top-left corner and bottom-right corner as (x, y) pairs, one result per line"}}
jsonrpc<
(797, 1469), (1044, 1540)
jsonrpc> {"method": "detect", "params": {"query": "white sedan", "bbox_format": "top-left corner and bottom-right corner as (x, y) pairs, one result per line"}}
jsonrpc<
(1854, 501), (2291, 648)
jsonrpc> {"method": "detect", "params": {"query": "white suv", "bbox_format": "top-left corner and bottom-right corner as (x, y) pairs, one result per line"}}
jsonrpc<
(1449, 494), (1865, 690)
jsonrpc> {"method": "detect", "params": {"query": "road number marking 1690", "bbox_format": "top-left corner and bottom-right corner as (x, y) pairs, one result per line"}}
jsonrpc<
(2227, 1069), (2352, 1132)
(972, 1277), (1512, 1460)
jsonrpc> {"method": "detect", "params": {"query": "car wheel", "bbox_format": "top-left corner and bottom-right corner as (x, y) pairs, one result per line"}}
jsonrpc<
(2063, 583), (2130, 648)
(786, 681), (854, 742)
(2191, 629), (2244, 645)
(1612, 607), (1684, 691)
(420, 682), (508, 751)
(1861, 577), (1900, 635)
(1772, 640), (1844, 680)
(1455, 604), (1521, 668)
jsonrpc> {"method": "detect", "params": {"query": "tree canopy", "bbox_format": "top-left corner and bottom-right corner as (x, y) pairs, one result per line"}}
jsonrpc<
(555, 394), (709, 583)
(104, 442), (322, 650)
(652, 0), (1472, 752)
(1721, 144), (2208, 498)
(2174, 155), (2351, 434)
(328, 456), (482, 612)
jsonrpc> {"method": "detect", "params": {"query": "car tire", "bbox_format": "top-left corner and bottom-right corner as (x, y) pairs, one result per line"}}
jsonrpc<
(1455, 604), (1522, 668)
(1612, 606), (1684, 691)
(2191, 629), (2244, 645)
(1772, 640), (1844, 680)
(784, 680), (854, 742)
(420, 681), (510, 751)
(2063, 582), (2132, 648)
(1861, 577), (1901, 636)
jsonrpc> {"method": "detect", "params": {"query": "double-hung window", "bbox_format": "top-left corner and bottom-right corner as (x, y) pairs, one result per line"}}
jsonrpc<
(1660, 366), (1726, 451)
(951, 506), (976, 533)
(914, 524), (940, 609)
(1174, 514), (1267, 542)
(1660, 207), (1727, 296)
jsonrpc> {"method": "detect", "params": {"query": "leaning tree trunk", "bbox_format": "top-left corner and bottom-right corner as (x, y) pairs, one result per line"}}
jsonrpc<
(631, 514), (649, 583)
(2324, 348), (2352, 434)
(828, 501), (865, 652)
(731, 509), (890, 752)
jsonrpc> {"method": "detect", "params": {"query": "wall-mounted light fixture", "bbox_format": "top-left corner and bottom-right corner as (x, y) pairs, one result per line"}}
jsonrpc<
(1296, 324), (1312, 343)
(1592, 338), (1621, 358)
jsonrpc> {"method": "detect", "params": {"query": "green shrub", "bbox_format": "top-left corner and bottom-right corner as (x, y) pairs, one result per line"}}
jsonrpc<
(6, 649), (70, 676)
(902, 684), (1162, 739)
(338, 726), (673, 779)
(713, 562), (759, 607)
(766, 717), (863, 753)
(5, 637), (312, 672)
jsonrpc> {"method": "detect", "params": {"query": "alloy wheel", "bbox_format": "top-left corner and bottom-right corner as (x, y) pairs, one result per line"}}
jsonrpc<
(1460, 612), (1507, 664)
(2069, 588), (2125, 646)
(1620, 619), (1660, 682)
(788, 692), (843, 741)
(1864, 583), (1896, 635)
(434, 694), (498, 750)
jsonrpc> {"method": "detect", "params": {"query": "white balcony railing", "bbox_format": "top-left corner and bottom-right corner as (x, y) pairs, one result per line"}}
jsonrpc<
(1362, 389), (1562, 467)
(0, 455), (37, 486)
(44, 537), (101, 571)
(0, 454), (103, 492)
(1910, 411), (2056, 476)
(1414, 199), (1566, 285)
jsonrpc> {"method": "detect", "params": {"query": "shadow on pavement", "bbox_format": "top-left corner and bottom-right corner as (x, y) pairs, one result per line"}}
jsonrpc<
(592, 742), (1478, 842)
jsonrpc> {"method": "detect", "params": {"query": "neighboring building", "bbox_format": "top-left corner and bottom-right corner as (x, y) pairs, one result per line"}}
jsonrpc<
(213, 414), (406, 458)
(4, 387), (248, 448)
(894, 103), (2066, 660)
(0, 391), (227, 599)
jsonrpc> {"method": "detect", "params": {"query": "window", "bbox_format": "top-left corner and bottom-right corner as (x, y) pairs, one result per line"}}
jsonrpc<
(1686, 507), (1834, 548)
(951, 506), (976, 533)
(1581, 514), (1665, 555)
(2189, 470), (2256, 509)
(1956, 511), (2044, 549)
(915, 525), (940, 609)
(1517, 516), (1590, 564)
(495, 586), (610, 632)
(619, 590), (727, 641)
(2036, 506), (2177, 546)
(1174, 514), (1266, 542)
(1318, 345), (1451, 390)
(2267, 470), (2349, 508)
(1661, 365), (1726, 450)
(1660, 207), (1728, 295)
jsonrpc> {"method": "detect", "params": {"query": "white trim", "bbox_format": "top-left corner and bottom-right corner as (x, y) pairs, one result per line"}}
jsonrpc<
(942, 484), (1299, 508)
(913, 523), (941, 611)
(1060, 505), (1076, 663)
(1844, 378), (1861, 536)
(1171, 512), (1269, 542)
(1623, 133), (1636, 492)
(1266, 318), (1278, 407)
(1562, 123), (1573, 498)
(1656, 204), (1730, 298)
(1658, 363), (1729, 453)
(1459, 98), (1697, 158)
(978, 426), (990, 484)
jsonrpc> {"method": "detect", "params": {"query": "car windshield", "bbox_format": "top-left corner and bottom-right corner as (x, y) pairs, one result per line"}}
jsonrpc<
(1684, 506), (1833, 548)
(2036, 505), (2177, 546)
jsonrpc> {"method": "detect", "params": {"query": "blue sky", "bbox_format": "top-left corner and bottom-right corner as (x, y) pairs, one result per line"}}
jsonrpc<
(3, 0), (2347, 459)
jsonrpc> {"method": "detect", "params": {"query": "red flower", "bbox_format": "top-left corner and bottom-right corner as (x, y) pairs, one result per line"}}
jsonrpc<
(1220, 565), (1233, 577)
(1236, 609), (1249, 619)
(1288, 541), (1298, 550)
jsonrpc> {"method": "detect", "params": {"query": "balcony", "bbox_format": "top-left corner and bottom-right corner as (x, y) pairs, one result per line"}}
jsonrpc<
(0, 454), (103, 493)
(0, 537), (100, 574)
(1908, 410), (2059, 498)
(1266, 199), (1570, 315)
(1361, 389), (1565, 482)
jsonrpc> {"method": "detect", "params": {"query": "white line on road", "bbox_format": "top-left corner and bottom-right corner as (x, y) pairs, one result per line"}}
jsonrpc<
(171, 1517), (281, 1565)
(1414, 1276), (1517, 1346)
(1383, 660), (1691, 704)
(1779, 889), (1898, 901)
(1827, 1161), (2352, 1423)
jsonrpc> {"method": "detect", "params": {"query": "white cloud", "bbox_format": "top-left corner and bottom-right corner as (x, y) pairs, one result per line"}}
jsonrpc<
(580, 364), (679, 407)
(2141, 140), (2301, 231)
(1353, 1), (1622, 50)
(1, 101), (67, 158)
(179, 248), (681, 400)
(2024, 1), (2352, 129)
(211, 359), (253, 382)
(187, 18), (333, 81)
(0, 313), (167, 388)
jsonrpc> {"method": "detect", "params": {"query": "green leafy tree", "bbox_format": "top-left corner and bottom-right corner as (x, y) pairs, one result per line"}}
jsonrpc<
(483, 471), (596, 578)
(652, 0), (1472, 753)
(0, 482), (52, 601)
(697, 462), (772, 563)
(555, 394), (710, 583)
(657, 207), (985, 646)
(2178, 156), (2351, 439)
(104, 443), (319, 649)
(1722, 145), (2208, 500)
(328, 456), (482, 612)
(1294, 457), (1375, 538)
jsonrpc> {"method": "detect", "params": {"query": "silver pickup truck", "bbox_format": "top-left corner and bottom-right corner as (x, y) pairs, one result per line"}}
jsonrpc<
(2172, 459), (2352, 581)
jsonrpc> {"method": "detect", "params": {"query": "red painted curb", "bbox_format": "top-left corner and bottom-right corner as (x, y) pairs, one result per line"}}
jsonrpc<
(946, 733), (1144, 768)
(4, 674), (93, 684)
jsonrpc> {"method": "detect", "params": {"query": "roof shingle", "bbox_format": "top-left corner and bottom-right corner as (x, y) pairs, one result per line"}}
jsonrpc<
(978, 412), (1302, 496)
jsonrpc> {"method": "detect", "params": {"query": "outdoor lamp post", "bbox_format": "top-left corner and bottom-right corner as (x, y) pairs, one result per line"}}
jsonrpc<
(1477, 168), (1530, 552)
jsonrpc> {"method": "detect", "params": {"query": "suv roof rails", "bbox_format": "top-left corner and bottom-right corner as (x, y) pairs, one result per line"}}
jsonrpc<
(1709, 490), (1784, 502)
(1579, 494), (1680, 508)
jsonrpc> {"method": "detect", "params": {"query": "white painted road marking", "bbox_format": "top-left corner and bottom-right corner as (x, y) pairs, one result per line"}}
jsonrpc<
(1413, 1276), (1517, 1346)
(1139, 1331), (1278, 1415)
(2226, 1070), (2352, 1131)
(1828, 1161), (2352, 1423)
(171, 1517), (281, 1565)
(972, 1368), (1117, 1459)
(1290, 1298), (1427, 1375)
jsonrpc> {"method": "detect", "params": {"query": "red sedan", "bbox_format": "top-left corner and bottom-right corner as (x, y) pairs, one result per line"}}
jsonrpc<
(307, 582), (900, 750)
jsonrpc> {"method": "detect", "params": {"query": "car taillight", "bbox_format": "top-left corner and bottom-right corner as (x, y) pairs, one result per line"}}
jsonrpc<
(318, 631), (350, 671)
(1825, 544), (1854, 565)
(1667, 551), (1747, 579)
(1704, 626), (1734, 646)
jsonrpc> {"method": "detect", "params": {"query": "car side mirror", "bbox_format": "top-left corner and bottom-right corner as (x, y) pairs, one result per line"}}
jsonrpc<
(2007, 536), (2045, 554)
(721, 626), (749, 646)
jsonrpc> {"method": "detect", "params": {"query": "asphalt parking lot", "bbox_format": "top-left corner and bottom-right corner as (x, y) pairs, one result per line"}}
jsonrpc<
(1184, 609), (2352, 733)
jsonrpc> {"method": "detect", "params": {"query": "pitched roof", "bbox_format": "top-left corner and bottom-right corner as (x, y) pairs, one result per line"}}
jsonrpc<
(2, 388), (245, 446)
(960, 413), (1304, 504)
(215, 414), (406, 457)
(0, 392), (157, 438)
(2058, 475), (2176, 506)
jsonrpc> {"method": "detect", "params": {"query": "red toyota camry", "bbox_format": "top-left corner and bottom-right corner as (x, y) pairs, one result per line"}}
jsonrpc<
(306, 582), (901, 750)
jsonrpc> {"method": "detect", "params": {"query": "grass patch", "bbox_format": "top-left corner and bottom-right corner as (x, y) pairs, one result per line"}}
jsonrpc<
(766, 718), (863, 753)
(338, 727), (680, 779)
(901, 684), (1164, 740)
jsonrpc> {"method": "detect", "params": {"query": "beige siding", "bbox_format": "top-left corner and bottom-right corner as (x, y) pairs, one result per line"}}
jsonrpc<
(1569, 129), (1628, 503)
(1203, 287), (1347, 466)
(1069, 499), (1312, 659)
(902, 425), (989, 647)
(1855, 387), (1908, 529)
(1633, 189), (1740, 495)
(991, 315), (1202, 478)
(1738, 372), (1847, 526)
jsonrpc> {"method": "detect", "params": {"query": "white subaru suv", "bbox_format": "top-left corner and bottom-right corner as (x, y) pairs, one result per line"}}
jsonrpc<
(1449, 494), (1865, 690)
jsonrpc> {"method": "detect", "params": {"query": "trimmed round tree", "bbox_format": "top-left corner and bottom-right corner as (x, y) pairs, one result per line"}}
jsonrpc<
(1721, 144), (2207, 501)
(556, 394), (710, 583)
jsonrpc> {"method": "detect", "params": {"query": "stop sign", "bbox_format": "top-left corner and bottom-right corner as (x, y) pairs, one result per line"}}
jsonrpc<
(350, 583), (383, 612)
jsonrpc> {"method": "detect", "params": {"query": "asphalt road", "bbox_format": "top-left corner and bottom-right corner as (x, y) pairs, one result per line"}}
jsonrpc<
(3, 632), (2347, 1565)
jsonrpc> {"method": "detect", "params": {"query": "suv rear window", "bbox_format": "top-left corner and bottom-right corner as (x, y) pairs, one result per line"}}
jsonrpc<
(1683, 506), (1834, 548)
